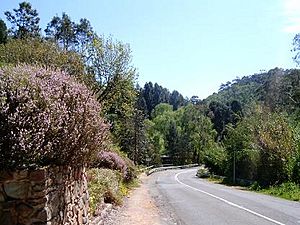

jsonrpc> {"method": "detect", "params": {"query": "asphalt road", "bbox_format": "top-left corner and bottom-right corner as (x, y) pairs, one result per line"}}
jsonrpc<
(148, 168), (300, 225)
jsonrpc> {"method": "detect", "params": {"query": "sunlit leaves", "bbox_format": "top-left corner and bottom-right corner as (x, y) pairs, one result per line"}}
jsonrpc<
(0, 38), (85, 79)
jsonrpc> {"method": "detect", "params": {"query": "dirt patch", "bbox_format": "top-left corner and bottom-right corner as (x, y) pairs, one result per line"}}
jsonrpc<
(104, 173), (176, 225)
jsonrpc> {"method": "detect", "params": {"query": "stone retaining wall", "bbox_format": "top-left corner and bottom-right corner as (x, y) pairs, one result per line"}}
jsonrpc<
(0, 166), (89, 225)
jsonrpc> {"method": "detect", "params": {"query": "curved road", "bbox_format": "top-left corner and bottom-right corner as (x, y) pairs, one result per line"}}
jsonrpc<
(148, 168), (300, 225)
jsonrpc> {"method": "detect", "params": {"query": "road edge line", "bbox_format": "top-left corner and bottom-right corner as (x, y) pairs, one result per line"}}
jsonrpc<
(175, 170), (285, 225)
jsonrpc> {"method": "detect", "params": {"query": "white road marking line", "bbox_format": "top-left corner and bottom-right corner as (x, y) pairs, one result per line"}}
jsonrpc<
(175, 170), (285, 225)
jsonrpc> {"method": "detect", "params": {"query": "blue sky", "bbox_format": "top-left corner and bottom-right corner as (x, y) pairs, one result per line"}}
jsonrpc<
(1, 0), (299, 98)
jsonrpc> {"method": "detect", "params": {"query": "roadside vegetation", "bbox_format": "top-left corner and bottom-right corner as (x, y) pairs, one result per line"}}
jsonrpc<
(1, 2), (300, 219)
(0, 1), (141, 215)
(200, 174), (300, 201)
(88, 168), (139, 215)
(255, 182), (300, 201)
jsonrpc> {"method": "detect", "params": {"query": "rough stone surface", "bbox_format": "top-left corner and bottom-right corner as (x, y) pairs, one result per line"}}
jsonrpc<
(4, 181), (30, 199)
(0, 166), (90, 225)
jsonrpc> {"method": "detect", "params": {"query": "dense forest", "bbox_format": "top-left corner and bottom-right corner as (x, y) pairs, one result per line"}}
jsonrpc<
(1, 1), (300, 189)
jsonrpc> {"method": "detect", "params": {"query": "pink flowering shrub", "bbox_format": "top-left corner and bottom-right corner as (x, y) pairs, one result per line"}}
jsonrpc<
(95, 151), (137, 181)
(0, 65), (109, 169)
(95, 151), (127, 176)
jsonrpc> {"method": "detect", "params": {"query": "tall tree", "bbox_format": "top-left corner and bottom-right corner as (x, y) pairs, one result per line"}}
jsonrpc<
(75, 18), (95, 54)
(86, 36), (137, 108)
(45, 13), (77, 50)
(45, 13), (95, 52)
(293, 33), (300, 65)
(121, 109), (148, 165)
(166, 121), (180, 163)
(0, 19), (8, 44)
(84, 35), (138, 158)
(208, 101), (231, 140)
(141, 82), (173, 117)
(136, 85), (148, 116)
(5, 1), (40, 39)
(170, 90), (185, 110)
(144, 119), (164, 165)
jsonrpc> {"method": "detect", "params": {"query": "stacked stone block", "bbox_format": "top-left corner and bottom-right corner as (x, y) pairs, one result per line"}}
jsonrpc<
(0, 166), (89, 225)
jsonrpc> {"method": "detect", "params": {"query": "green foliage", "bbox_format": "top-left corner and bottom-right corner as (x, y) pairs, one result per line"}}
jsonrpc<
(88, 168), (123, 215)
(45, 13), (77, 50)
(205, 68), (300, 185)
(0, 65), (109, 169)
(258, 182), (300, 201)
(0, 38), (85, 79)
(5, 1), (40, 38)
(142, 82), (171, 117)
(224, 107), (297, 185)
(0, 19), (8, 44)
(196, 167), (210, 178)
(88, 167), (139, 215)
(84, 36), (139, 161)
(166, 121), (181, 163)
(144, 119), (164, 165)
(151, 104), (175, 134)
(292, 152), (300, 184)
(170, 90), (185, 110)
(86, 36), (137, 105)
(206, 68), (300, 114)
(224, 119), (259, 180)
(120, 109), (149, 165)
(203, 144), (227, 175)
(146, 103), (224, 167)
(140, 82), (186, 117)
(207, 100), (243, 140)
(255, 110), (296, 185)
(45, 13), (94, 52)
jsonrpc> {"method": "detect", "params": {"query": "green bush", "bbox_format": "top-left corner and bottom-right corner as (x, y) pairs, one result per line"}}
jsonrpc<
(203, 144), (227, 176)
(87, 168), (123, 215)
(292, 152), (300, 184)
(259, 182), (300, 201)
(0, 38), (85, 78)
(196, 167), (210, 178)
(224, 108), (297, 185)
(122, 155), (138, 182)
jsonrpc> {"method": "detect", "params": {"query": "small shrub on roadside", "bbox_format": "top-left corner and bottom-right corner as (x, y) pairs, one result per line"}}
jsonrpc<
(292, 154), (300, 184)
(259, 182), (300, 201)
(122, 156), (138, 182)
(0, 65), (109, 169)
(94, 150), (137, 182)
(250, 181), (261, 191)
(196, 166), (210, 178)
(95, 151), (127, 177)
(87, 168), (123, 215)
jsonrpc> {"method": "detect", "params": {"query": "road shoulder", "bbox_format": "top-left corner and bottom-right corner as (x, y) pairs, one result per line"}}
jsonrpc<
(105, 173), (177, 225)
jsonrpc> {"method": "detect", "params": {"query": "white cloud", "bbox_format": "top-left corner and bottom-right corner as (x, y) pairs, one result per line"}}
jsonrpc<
(282, 0), (300, 33)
